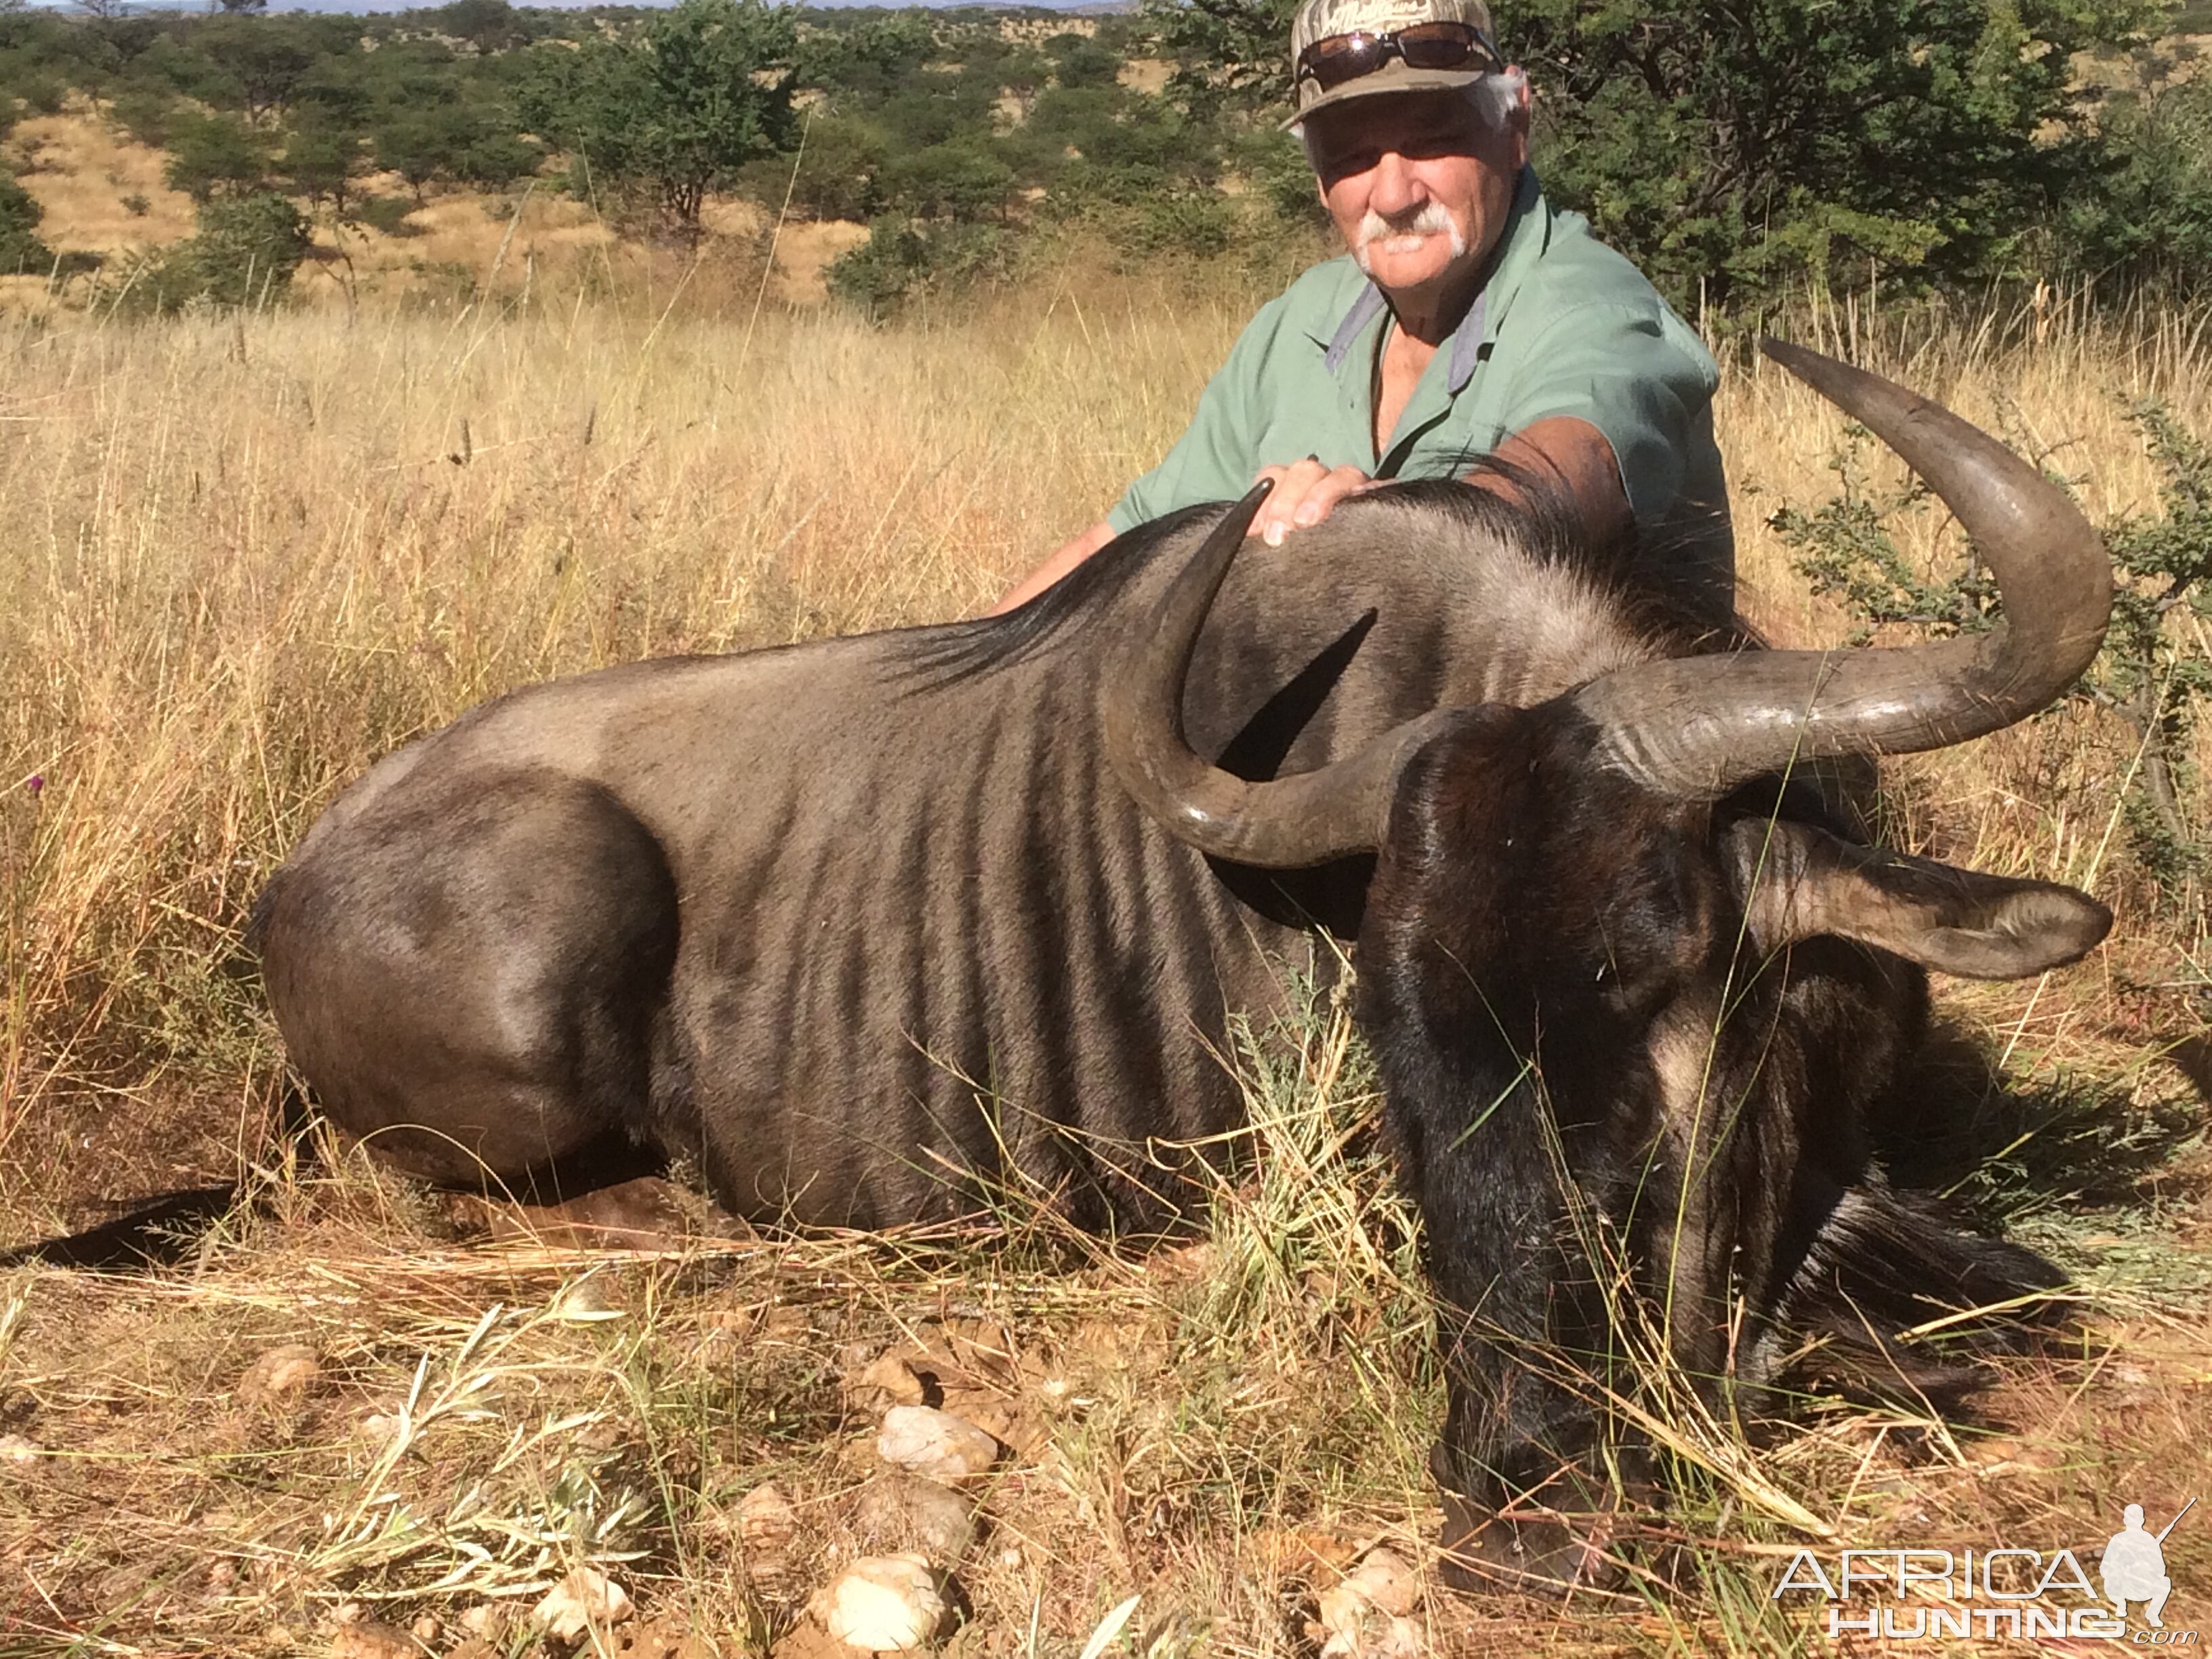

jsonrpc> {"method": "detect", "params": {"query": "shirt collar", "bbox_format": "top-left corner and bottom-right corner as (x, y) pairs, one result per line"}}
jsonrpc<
(1315, 165), (1549, 395)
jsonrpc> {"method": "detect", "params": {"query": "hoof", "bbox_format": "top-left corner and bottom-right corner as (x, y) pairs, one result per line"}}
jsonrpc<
(1435, 1488), (1623, 1595)
(1433, 1475), (1626, 1597)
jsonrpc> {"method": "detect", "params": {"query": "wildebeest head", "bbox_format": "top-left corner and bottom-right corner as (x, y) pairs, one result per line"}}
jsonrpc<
(1103, 340), (2114, 1584)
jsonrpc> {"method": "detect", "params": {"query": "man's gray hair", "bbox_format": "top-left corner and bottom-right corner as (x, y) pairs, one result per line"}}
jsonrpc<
(1465, 66), (1525, 131)
(1295, 66), (1528, 162)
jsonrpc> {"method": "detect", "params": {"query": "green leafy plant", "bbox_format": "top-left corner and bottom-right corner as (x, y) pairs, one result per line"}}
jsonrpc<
(0, 164), (53, 273)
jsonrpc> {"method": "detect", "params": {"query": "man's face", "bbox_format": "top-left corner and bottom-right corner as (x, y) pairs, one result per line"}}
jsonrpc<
(1305, 86), (1526, 298)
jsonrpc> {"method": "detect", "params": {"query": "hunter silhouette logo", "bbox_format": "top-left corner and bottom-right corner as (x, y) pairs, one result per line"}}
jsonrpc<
(2104, 1498), (2192, 1631)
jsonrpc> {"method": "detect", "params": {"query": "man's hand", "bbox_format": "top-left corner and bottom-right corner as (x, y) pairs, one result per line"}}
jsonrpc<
(1250, 457), (1374, 546)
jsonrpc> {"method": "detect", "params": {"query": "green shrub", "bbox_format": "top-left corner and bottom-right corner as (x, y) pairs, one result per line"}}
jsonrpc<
(2055, 74), (2212, 295)
(732, 115), (884, 222)
(14, 68), (66, 117)
(163, 109), (270, 203)
(0, 165), (54, 274)
(109, 87), (180, 148)
(114, 190), (312, 312)
(826, 214), (1010, 319)
(517, 0), (797, 239)
(352, 192), (415, 237)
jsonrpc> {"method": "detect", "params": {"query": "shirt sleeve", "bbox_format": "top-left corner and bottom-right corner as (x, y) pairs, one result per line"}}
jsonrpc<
(1107, 304), (1283, 534)
(1496, 302), (1721, 531)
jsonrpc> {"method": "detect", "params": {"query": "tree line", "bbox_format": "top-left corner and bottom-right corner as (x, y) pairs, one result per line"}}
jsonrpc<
(1, 0), (2208, 315)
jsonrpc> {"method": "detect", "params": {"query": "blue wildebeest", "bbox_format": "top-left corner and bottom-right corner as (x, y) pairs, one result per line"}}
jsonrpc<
(254, 342), (2112, 1586)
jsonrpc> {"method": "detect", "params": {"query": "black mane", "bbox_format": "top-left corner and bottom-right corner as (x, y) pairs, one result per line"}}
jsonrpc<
(895, 459), (1733, 693)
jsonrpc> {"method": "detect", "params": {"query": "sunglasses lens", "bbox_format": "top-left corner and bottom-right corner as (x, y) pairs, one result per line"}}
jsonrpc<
(1396, 22), (1482, 67)
(1303, 32), (1385, 89)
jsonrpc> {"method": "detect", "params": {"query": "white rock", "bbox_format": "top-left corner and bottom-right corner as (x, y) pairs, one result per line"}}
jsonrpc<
(356, 1412), (402, 1444)
(0, 1435), (40, 1465)
(854, 1475), (977, 1564)
(1316, 1548), (1422, 1658)
(1340, 1547), (1419, 1616)
(808, 1553), (946, 1652)
(875, 1406), (998, 1481)
(531, 1567), (634, 1641)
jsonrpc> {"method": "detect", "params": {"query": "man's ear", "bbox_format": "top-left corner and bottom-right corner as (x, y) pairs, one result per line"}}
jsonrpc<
(1727, 818), (2112, 981)
(1502, 64), (1532, 166)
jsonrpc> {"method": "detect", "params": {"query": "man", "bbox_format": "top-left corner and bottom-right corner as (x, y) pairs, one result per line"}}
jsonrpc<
(993, 0), (1730, 616)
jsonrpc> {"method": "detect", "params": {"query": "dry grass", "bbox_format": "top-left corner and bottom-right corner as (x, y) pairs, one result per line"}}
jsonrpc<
(2, 109), (199, 257)
(1, 269), (2209, 1656)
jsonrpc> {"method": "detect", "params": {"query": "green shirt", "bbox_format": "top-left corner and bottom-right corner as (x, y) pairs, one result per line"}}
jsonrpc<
(1109, 166), (1733, 611)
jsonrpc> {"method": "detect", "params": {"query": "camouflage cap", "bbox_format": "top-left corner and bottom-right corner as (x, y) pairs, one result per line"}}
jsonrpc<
(1286, 0), (1500, 129)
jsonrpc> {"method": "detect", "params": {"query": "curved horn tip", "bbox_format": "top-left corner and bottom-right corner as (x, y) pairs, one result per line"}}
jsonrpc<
(1761, 335), (1848, 384)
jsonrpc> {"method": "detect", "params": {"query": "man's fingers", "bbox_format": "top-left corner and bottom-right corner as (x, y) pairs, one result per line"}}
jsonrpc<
(1293, 466), (1372, 526)
(1250, 457), (1331, 544)
(1250, 459), (1372, 545)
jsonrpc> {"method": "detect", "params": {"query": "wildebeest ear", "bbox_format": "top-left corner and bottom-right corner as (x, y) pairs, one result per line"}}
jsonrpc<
(1729, 819), (2112, 980)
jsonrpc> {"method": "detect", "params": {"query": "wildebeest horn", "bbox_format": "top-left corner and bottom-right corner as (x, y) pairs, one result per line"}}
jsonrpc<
(1103, 480), (1463, 867)
(1105, 342), (2111, 863)
(1570, 337), (2112, 797)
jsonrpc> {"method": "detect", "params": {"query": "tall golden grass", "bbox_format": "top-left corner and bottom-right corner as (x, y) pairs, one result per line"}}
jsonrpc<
(6, 279), (2209, 1224)
(1, 272), (2208, 1655)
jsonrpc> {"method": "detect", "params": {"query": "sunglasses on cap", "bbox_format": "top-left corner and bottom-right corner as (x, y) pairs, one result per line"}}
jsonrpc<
(1294, 20), (1499, 93)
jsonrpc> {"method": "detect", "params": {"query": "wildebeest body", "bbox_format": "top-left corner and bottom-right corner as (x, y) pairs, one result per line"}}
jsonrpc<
(258, 492), (1664, 1229)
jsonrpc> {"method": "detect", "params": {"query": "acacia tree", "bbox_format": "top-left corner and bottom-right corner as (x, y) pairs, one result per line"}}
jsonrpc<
(522, 0), (797, 240)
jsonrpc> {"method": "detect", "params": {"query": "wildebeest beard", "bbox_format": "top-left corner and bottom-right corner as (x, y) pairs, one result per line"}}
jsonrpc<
(1351, 700), (2071, 1584)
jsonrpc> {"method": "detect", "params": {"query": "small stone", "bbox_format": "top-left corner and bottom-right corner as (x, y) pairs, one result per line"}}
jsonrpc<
(727, 1481), (802, 1587)
(331, 1601), (365, 1626)
(410, 1614), (438, 1642)
(875, 1406), (998, 1482)
(737, 1481), (800, 1548)
(854, 1475), (977, 1565)
(240, 1344), (323, 1404)
(0, 1435), (41, 1465)
(807, 1553), (947, 1652)
(457, 1605), (509, 1638)
(1315, 1547), (1423, 1658)
(326, 1619), (416, 1659)
(533, 1567), (634, 1642)
(847, 1353), (928, 1413)
(1340, 1548), (1418, 1616)
(357, 1412), (403, 1444)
